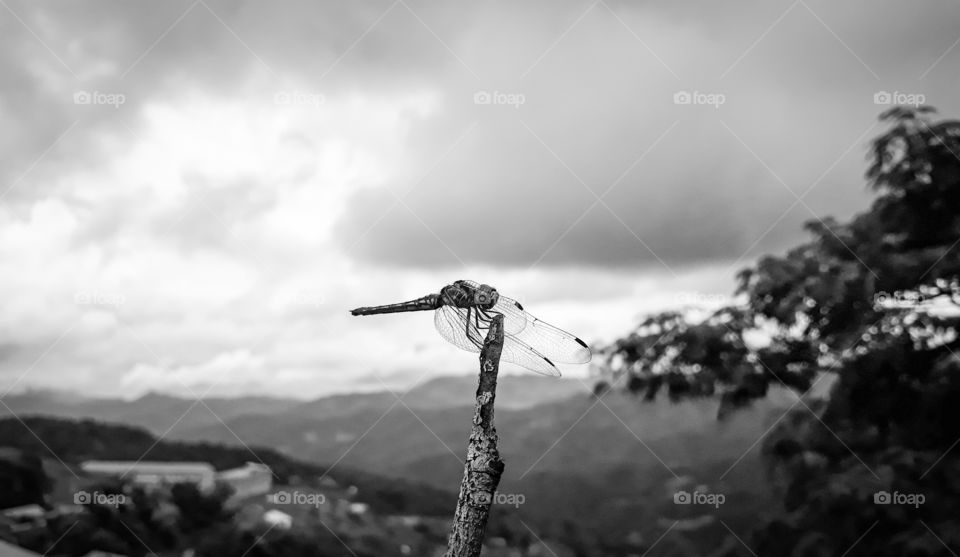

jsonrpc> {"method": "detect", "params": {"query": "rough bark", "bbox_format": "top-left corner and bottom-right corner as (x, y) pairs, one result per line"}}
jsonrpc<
(444, 314), (505, 557)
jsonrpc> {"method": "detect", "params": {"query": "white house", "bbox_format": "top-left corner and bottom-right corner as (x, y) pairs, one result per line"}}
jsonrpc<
(80, 461), (216, 492)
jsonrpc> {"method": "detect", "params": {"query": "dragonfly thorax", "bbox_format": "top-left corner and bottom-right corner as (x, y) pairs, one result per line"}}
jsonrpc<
(442, 281), (499, 310)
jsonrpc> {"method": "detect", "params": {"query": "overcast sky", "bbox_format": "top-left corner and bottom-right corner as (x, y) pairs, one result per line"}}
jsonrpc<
(1, 0), (959, 399)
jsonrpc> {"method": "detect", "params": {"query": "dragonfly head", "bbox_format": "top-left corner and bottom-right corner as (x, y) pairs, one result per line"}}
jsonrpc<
(446, 280), (499, 310)
(473, 283), (499, 310)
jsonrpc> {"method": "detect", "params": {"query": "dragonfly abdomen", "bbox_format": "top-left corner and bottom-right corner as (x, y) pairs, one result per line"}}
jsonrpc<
(350, 294), (442, 316)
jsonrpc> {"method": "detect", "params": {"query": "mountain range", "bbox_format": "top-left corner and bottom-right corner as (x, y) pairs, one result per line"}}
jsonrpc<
(3, 374), (802, 545)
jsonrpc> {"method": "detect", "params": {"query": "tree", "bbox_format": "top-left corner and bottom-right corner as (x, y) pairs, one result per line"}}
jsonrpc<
(0, 448), (50, 508)
(747, 107), (960, 557)
(599, 106), (960, 555)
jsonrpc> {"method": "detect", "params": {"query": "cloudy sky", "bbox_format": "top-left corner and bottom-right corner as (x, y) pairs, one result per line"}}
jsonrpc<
(1, 0), (959, 399)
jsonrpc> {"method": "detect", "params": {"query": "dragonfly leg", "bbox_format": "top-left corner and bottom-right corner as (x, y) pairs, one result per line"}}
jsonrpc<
(464, 307), (481, 348)
(476, 308), (494, 330)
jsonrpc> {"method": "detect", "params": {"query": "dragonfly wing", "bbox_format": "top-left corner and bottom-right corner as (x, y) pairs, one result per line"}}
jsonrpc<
(500, 334), (562, 377)
(434, 305), (484, 353)
(436, 304), (560, 377)
(490, 294), (529, 335)
(506, 311), (592, 364)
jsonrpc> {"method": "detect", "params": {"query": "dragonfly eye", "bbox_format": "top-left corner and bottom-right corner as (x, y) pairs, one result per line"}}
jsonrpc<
(474, 287), (497, 309)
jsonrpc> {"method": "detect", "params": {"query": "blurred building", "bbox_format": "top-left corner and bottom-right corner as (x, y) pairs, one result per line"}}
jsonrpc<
(216, 462), (273, 501)
(263, 509), (293, 530)
(1, 505), (45, 520)
(348, 502), (369, 515)
(80, 461), (216, 492)
(0, 504), (47, 534)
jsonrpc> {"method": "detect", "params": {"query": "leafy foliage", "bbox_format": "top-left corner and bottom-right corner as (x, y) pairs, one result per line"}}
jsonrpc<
(599, 304), (818, 418)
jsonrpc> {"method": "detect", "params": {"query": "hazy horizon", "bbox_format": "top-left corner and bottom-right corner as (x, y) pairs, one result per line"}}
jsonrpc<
(6, 370), (597, 402)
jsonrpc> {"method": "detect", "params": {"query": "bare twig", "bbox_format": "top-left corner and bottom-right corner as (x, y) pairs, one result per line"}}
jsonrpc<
(445, 314), (505, 557)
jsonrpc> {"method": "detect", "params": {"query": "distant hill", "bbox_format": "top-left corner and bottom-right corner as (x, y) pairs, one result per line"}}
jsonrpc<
(0, 375), (586, 439)
(158, 385), (794, 484)
(0, 389), (303, 437)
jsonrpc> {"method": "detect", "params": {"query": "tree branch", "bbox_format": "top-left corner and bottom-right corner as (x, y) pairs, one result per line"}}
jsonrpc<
(445, 314), (505, 557)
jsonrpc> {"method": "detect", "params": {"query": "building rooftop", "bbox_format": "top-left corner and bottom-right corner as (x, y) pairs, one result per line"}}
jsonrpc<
(81, 460), (215, 474)
(1, 504), (46, 518)
(216, 462), (272, 480)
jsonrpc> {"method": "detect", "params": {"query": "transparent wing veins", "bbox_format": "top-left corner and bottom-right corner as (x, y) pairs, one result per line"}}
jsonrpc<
(434, 305), (561, 376)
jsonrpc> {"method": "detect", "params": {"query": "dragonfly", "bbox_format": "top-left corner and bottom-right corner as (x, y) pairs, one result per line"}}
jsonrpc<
(351, 280), (591, 377)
